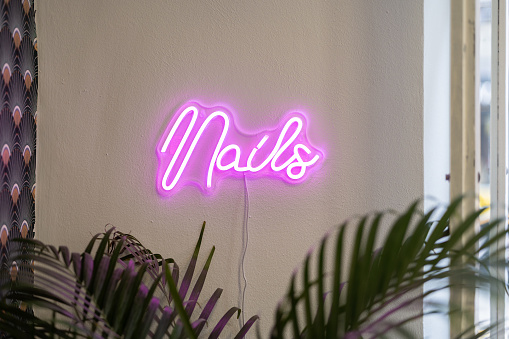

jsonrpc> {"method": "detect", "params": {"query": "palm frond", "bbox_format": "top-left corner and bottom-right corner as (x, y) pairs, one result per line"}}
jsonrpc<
(268, 198), (508, 338)
(0, 222), (257, 338)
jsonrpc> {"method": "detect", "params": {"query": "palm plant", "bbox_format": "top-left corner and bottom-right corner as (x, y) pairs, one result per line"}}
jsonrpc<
(0, 222), (258, 338)
(0, 197), (506, 338)
(268, 197), (507, 338)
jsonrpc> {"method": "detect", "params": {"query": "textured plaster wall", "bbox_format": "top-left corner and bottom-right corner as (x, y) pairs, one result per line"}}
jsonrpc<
(35, 1), (423, 336)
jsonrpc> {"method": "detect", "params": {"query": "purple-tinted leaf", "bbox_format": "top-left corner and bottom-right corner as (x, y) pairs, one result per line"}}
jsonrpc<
(302, 253), (316, 338)
(126, 258), (135, 272)
(8, 286), (102, 332)
(107, 266), (133, 325)
(117, 260), (128, 269)
(340, 281), (346, 293)
(191, 318), (207, 329)
(18, 254), (76, 281)
(234, 315), (259, 339)
(188, 320), (206, 339)
(166, 261), (180, 305)
(130, 272), (164, 335)
(84, 232), (102, 254)
(153, 306), (173, 339)
(32, 265), (75, 289)
(59, 246), (71, 267)
(104, 268), (123, 316)
(194, 288), (223, 336)
(288, 274), (300, 338)
(31, 274), (114, 334)
(208, 307), (240, 339)
(90, 228), (115, 294)
(72, 252), (81, 278)
(119, 235), (172, 303)
(118, 264), (150, 333)
(0, 307), (41, 338)
(31, 267), (84, 302)
(17, 294), (75, 319)
(271, 309), (289, 339)
(112, 260), (139, 331)
(92, 256), (110, 297)
(199, 289), (222, 319)
(179, 261), (195, 302)
(179, 222), (206, 301)
(361, 310), (424, 339)
(164, 262), (196, 339)
(135, 296), (160, 339)
(12, 284), (69, 307)
(34, 278), (97, 321)
(182, 300), (198, 307)
(314, 235), (328, 337)
(123, 239), (151, 269)
(360, 287), (425, 336)
(149, 253), (165, 272)
(123, 285), (149, 339)
(170, 321), (184, 339)
(167, 305), (178, 325)
(185, 246), (215, 317)
(97, 238), (125, 309)
(48, 245), (58, 258)
(82, 253), (94, 288)
(326, 224), (346, 338)
(139, 284), (149, 295)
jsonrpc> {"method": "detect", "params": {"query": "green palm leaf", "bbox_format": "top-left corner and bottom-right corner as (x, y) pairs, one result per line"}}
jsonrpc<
(268, 198), (508, 338)
(0, 223), (257, 338)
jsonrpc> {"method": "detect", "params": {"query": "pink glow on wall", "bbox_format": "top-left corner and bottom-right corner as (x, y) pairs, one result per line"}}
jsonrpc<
(156, 102), (323, 196)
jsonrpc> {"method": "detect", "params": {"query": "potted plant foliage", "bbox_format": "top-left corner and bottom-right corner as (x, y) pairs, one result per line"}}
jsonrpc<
(0, 222), (258, 338)
(0, 197), (506, 338)
(268, 197), (506, 338)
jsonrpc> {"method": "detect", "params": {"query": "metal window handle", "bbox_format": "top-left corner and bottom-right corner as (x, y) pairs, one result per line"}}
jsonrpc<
(445, 173), (480, 182)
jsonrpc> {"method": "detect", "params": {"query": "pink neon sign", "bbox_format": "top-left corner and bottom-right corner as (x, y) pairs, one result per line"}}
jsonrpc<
(156, 102), (323, 196)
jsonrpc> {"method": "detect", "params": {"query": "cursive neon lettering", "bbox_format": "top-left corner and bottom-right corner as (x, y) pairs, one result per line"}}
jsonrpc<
(246, 135), (270, 172)
(161, 106), (198, 190)
(156, 102), (324, 196)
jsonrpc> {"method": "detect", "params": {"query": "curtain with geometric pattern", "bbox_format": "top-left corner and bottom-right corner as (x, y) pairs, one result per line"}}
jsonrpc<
(0, 0), (37, 311)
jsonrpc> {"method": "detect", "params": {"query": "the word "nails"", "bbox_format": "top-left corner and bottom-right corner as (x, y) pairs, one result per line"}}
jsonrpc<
(156, 102), (323, 196)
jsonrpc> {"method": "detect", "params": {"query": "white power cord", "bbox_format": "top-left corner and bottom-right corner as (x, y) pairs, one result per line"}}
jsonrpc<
(240, 173), (250, 327)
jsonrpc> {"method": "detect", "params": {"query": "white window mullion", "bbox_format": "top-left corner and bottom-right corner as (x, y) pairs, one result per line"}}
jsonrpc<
(450, 0), (481, 337)
(489, 1), (508, 338)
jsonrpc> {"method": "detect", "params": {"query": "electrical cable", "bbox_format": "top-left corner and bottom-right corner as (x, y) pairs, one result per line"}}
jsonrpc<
(240, 172), (250, 327)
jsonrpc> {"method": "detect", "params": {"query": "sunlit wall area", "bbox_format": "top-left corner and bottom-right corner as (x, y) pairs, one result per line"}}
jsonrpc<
(423, 0), (451, 337)
(35, 1), (424, 336)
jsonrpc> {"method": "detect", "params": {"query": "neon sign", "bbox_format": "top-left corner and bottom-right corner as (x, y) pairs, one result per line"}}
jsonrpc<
(156, 102), (323, 196)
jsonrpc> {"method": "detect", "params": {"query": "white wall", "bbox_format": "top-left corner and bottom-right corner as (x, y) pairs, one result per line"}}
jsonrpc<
(35, 1), (424, 336)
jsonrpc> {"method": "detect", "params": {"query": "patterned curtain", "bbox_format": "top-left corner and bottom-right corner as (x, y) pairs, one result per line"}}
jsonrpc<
(0, 0), (37, 308)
